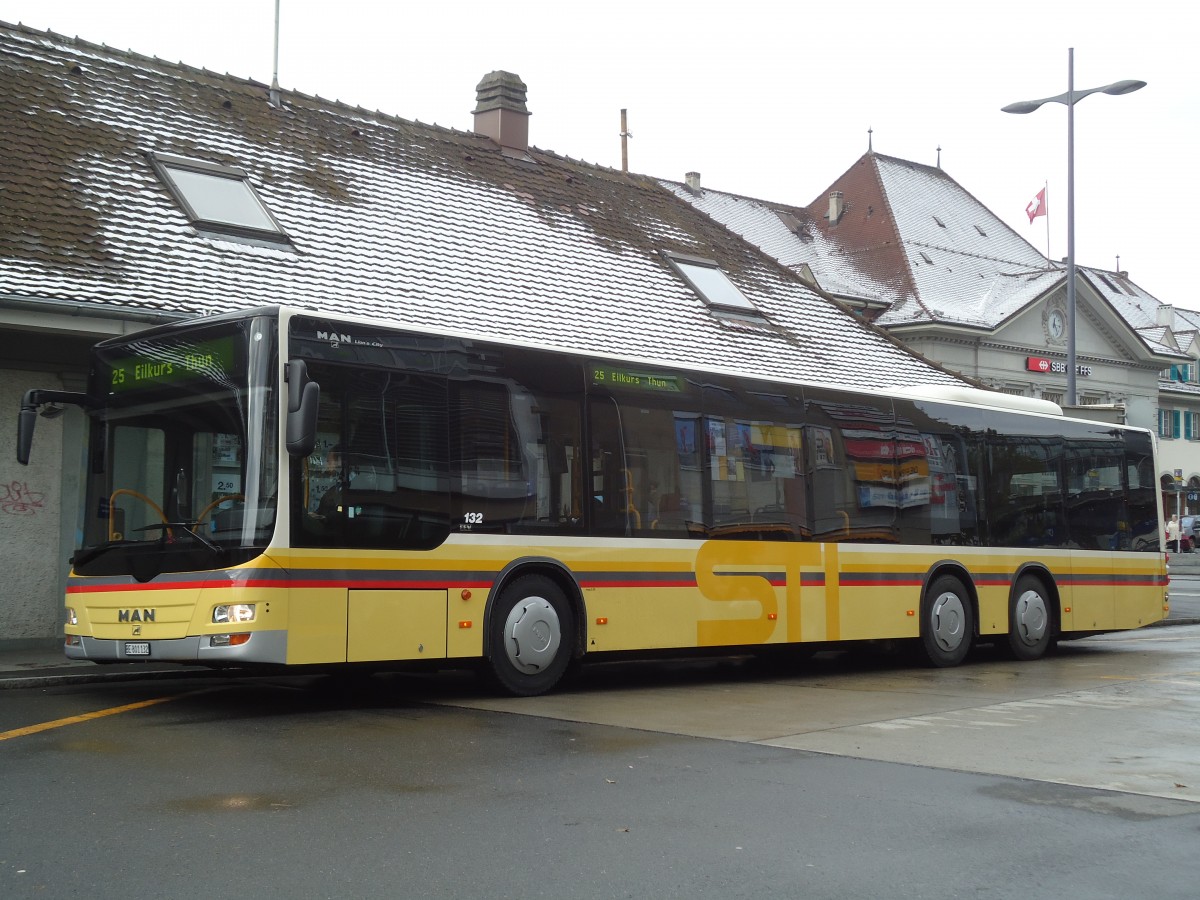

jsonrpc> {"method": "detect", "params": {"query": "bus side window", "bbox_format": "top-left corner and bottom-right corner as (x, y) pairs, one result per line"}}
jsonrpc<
(619, 404), (688, 537)
(802, 389), (898, 543)
(987, 435), (1065, 548)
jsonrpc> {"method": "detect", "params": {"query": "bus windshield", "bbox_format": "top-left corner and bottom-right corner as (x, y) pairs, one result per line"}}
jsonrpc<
(74, 316), (278, 578)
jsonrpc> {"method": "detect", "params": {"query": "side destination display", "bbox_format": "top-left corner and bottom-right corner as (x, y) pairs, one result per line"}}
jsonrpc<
(591, 364), (682, 393)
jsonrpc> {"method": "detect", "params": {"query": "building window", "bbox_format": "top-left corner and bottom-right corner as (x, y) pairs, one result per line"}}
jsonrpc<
(150, 152), (289, 244)
(1160, 408), (1182, 439)
(1188, 411), (1200, 441)
(665, 254), (759, 313)
(1170, 364), (1194, 384)
(1042, 391), (1064, 405)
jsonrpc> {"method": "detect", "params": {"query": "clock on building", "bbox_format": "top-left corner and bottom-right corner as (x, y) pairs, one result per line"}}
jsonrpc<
(1047, 308), (1066, 341)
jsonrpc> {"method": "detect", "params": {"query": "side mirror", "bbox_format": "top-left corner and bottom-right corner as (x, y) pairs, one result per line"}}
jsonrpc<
(16, 389), (93, 465)
(16, 400), (38, 466)
(285, 359), (320, 457)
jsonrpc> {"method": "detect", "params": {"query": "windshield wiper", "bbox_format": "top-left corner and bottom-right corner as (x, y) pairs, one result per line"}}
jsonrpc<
(71, 541), (129, 568)
(136, 522), (224, 555)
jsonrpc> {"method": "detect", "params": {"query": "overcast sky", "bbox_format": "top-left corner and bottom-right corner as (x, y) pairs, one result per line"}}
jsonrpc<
(5, 1), (1194, 310)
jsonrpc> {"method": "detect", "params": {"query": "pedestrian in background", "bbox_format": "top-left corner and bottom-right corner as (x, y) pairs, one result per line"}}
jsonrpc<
(1167, 514), (1181, 552)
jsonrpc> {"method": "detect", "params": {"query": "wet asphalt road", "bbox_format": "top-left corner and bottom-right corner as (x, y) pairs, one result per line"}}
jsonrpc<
(4, 626), (1200, 900)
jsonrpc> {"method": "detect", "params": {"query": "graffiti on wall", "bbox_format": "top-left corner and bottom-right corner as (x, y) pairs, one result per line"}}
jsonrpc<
(1, 481), (46, 516)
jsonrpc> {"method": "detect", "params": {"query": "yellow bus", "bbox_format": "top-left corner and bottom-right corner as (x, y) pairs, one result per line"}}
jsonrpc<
(18, 306), (1168, 694)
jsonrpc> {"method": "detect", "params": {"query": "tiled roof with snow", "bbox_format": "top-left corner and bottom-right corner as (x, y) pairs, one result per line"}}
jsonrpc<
(665, 154), (1062, 329)
(659, 183), (890, 303)
(0, 22), (966, 392)
(850, 155), (1058, 328)
(667, 152), (1183, 361)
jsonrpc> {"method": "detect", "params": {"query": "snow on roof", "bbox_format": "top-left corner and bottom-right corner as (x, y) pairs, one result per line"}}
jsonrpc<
(659, 183), (893, 304)
(0, 21), (967, 392)
(667, 152), (1185, 361)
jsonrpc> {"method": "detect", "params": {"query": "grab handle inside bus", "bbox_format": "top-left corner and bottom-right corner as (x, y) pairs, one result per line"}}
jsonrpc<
(285, 359), (320, 457)
(16, 389), (93, 465)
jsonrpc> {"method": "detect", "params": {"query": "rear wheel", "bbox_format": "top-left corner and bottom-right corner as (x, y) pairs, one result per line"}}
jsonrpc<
(1007, 575), (1054, 660)
(487, 575), (575, 696)
(920, 574), (974, 667)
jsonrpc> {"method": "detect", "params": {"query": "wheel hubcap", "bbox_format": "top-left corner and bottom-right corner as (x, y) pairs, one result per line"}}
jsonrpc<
(931, 591), (966, 652)
(503, 596), (561, 674)
(1013, 589), (1048, 646)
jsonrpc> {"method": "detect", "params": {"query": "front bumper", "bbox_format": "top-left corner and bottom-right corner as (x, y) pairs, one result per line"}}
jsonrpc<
(64, 629), (287, 665)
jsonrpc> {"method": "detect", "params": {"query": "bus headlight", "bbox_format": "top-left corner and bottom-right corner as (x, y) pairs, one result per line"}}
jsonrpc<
(67, 607), (78, 626)
(213, 603), (256, 625)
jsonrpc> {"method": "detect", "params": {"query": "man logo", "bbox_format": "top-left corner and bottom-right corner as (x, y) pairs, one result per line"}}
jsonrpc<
(117, 609), (155, 623)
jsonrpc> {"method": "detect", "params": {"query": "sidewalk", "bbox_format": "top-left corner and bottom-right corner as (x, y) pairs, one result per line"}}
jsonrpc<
(4, 596), (1198, 689)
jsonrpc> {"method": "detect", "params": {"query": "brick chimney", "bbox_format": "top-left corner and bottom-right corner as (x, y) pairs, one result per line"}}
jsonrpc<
(473, 71), (530, 156)
(827, 191), (845, 224)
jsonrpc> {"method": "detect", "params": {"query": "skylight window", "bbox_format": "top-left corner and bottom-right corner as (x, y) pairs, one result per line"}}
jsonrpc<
(150, 152), (288, 243)
(666, 255), (758, 313)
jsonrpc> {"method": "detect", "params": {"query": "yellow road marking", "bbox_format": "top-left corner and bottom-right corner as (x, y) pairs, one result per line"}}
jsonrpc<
(0, 691), (205, 742)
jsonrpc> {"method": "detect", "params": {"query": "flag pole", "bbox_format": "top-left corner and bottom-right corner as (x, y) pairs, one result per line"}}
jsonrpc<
(1043, 180), (1050, 266)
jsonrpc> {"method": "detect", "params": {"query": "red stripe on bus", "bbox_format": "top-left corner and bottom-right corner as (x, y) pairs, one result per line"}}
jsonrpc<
(839, 579), (924, 587)
(67, 580), (239, 593)
(577, 579), (702, 590)
(68, 578), (498, 593)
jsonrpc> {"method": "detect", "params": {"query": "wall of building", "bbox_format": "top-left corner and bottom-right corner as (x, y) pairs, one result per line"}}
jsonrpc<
(0, 314), (140, 650)
(898, 286), (1166, 438)
(0, 369), (69, 646)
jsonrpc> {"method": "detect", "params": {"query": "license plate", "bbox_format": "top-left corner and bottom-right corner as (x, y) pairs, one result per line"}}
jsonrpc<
(124, 642), (150, 657)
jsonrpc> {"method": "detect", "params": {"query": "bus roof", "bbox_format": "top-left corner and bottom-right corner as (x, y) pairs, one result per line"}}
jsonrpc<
(896, 384), (1064, 416)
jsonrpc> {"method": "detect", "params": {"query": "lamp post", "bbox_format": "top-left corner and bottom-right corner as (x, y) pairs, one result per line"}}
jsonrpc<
(1002, 49), (1145, 407)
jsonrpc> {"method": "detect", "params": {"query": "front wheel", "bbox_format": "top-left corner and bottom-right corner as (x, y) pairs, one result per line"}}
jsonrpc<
(919, 574), (974, 667)
(486, 575), (575, 696)
(1007, 575), (1054, 660)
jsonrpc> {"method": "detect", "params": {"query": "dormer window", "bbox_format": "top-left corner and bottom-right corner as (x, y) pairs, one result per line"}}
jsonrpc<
(665, 254), (758, 314)
(150, 152), (289, 245)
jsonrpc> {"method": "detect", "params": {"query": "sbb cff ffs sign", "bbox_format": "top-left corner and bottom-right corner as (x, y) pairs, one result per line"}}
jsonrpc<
(1026, 357), (1092, 377)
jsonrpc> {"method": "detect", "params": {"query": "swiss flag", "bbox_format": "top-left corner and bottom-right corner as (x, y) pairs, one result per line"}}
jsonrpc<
(1026, 188), (1047, 224)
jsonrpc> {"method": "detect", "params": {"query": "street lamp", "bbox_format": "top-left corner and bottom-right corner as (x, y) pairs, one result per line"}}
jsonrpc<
(1002, 48), (1145, 407)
